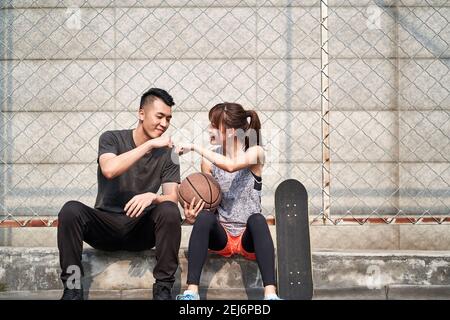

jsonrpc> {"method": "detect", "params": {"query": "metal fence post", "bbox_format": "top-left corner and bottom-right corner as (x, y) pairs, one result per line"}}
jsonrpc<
(321, 0), (331, 225)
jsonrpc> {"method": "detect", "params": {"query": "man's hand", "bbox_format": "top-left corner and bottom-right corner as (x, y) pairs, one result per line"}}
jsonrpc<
(150, 135), (173, 150)
(125, 192), (157, 218)
(183, 197), (205, 224)
(175, 143), (194, 156)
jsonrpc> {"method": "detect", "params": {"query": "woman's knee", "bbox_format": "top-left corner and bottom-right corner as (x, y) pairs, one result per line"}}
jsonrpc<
(196, 210), (216, 222)
(193, 210), (217, 228)
(247, 213), (267, 227)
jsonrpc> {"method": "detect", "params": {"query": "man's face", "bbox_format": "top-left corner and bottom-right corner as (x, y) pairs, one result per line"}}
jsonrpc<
(139, 98), (172, 139)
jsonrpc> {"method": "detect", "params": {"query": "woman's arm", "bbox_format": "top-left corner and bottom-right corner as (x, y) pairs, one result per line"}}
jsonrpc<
(201, 158), (213, 175)
(193, 145), (264, 173)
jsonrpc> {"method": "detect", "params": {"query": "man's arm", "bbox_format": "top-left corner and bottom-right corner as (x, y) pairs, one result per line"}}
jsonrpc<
(154, 182), (178, 204)
(99, 135), (172, 179)
(124, 183), (178, 218)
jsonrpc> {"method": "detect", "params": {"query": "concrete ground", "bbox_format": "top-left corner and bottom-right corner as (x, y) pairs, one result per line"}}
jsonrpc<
(0, 285), (449, 300)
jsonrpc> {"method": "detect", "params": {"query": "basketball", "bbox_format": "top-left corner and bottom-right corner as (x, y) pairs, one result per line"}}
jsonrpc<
(178, 172), (222, 211)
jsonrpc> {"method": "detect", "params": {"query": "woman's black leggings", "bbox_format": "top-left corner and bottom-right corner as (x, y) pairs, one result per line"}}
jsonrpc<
(187, 211), (276, 287)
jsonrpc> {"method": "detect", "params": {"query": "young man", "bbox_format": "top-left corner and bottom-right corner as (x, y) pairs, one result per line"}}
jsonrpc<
(57, 88), (181, 300)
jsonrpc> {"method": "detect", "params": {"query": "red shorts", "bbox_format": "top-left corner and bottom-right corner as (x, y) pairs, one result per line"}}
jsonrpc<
(209, 229), (256, 261)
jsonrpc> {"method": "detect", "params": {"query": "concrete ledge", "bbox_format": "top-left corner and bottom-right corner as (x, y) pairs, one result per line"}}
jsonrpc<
(387, 285), (450, 300)
(0, 247), (448, 300)
(313, 287), (387, 300)
(0, 247), (264, 294)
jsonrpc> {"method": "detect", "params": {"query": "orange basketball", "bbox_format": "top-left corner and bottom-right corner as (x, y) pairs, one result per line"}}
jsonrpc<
(178, 172), (222, 211)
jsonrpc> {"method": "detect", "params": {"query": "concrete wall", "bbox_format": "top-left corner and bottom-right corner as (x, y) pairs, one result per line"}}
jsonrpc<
(2, 224), (450, 251)
(0, 0), (449, 220)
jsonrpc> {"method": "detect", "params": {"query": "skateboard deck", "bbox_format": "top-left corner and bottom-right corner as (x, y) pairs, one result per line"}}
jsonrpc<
(275, 179), (313, 300)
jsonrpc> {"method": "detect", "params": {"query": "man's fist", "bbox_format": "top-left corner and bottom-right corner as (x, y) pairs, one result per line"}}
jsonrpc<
(151, 135), (173, 149)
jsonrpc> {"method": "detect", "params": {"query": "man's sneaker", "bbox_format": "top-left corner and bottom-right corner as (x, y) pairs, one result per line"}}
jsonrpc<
(176, 290), (200, 300)
(264, 293), (282, 300)
(61, 288), (84, 300)
(153, 282), (173, 300)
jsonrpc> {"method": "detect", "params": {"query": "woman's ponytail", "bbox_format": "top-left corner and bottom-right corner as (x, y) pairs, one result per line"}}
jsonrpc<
(245, 110), (262, 150)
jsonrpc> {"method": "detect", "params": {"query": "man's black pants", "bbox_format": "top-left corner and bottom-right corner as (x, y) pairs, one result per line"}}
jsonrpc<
(57, 200), (181, 286)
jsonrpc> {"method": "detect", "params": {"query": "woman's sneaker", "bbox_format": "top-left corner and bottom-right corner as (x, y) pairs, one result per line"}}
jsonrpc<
(264, 293), (282, 300)
(176, 290), (200, 300)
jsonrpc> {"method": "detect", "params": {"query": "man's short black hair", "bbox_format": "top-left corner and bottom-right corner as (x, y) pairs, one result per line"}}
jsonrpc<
(140, 88), (175, 109)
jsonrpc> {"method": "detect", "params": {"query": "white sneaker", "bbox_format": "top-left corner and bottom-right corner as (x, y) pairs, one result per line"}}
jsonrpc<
(176, 290), (200, 300)
(264, 293), (283, 300)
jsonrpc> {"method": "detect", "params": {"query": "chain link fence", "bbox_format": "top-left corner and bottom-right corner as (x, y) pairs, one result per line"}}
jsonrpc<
(324, 0), (449, 224)
(0, 0), (449, 230)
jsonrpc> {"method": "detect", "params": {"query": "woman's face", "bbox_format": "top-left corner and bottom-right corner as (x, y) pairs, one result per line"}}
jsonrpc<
(207, 123), (222, 145)
(208, 122), (238, 150)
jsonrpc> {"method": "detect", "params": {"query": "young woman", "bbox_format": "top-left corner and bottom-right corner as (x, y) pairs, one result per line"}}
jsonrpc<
(175, 102), (281, 300)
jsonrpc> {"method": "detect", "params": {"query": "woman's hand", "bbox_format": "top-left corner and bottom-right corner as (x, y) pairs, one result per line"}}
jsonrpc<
(183, 197), (205, 224)
(175, 143), (194, 156)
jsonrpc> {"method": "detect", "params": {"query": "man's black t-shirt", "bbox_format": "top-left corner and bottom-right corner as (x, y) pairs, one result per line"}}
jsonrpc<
(94, 129), (180, 213)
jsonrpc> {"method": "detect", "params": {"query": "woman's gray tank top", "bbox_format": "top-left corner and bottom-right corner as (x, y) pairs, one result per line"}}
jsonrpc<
(211, 147), (262, 236)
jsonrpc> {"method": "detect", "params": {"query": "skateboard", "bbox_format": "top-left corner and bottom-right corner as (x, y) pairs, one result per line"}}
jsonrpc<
(275, 179), (313, 300)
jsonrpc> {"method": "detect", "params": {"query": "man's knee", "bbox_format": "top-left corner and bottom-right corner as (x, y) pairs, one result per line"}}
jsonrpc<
(154, 201), (181, 227)
(58, 201), (84, 225)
